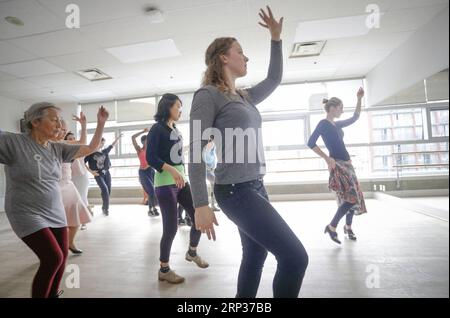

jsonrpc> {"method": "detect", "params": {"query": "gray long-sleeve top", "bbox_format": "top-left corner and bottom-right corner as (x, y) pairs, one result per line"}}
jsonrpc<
(189, 40), (283, 208)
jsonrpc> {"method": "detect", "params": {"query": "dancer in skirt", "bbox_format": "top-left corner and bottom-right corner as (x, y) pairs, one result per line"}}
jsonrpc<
(307, 87), (367, 244)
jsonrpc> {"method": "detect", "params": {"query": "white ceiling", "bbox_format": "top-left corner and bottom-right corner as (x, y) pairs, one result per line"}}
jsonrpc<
(0, 0), (448, 104)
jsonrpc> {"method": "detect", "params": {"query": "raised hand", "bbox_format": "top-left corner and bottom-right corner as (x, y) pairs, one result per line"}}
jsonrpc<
(357, 87), (365, 100)
(258, 6), (284, 41)
(97, 106), (109, 124)
(72, 112), (87, 126)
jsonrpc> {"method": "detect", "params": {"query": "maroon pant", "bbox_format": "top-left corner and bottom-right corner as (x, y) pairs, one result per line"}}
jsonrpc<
(21, 227), (68, 298)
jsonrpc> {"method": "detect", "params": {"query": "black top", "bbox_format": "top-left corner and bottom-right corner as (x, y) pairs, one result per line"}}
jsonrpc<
(84, 145), (113, 172)
(307, 113), (360, 161)
(146, 122), (184, 173)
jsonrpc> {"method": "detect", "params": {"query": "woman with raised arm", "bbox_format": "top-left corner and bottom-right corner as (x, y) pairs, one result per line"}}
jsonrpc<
(189, 6), (308, 298)
(132, 128), (159, 217)
(0, 102), (108, 298)
(54, 115), (92, 254)
(307, 88), (367, 244)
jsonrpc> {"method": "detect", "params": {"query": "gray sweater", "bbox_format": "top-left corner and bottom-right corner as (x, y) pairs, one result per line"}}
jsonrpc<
(189, 40), (283, 208)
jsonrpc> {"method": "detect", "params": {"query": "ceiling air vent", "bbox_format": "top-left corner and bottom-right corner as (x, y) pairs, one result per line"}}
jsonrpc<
(290, 41), (326, 58)
(75, 68), (112, 81)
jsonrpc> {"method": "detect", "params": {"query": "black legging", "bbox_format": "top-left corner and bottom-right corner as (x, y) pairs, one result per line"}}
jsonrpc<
(154, 183), (201, 263)
(330, 201), (355, 228)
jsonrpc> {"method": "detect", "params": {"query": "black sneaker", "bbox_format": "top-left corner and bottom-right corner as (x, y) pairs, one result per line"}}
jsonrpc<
(185, 217), (193, 227)
(178, 218), (187, 226)
(148, 209), (156, 217)
(324, 225), (341, 244)
(102, 209), (109, 216)
(152, 208), (160, 216)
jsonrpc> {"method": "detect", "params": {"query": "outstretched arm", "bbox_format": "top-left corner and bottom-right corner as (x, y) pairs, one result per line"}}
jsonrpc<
(111, 133), (123, 148)
(336, 87), (364, 128)
(247, 6), (284, 105)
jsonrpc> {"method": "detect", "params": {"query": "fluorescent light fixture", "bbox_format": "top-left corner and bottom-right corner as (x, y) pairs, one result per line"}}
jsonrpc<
(294, 13), (384, 43)
(106, 39), (181, 64)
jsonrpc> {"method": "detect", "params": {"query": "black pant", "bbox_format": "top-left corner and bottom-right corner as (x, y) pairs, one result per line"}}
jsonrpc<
(214, 179), (309, 298)
(94, 170), (111, 211)
(155, 183), (201, 263)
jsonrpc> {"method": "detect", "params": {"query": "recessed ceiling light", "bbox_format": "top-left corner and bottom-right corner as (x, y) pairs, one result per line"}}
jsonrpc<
(5, 16), (24, 26)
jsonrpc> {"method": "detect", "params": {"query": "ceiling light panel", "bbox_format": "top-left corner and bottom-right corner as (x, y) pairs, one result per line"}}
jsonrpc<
(106, 39), (181, 63)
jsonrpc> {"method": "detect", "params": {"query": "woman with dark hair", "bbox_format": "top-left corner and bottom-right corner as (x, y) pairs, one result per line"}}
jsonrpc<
(131, 128), (159, 217)
(146, 93), (209, 284)
(0, 102), (108, 298)
(189, 7), (308, 298)
(307, 88), (367, 244)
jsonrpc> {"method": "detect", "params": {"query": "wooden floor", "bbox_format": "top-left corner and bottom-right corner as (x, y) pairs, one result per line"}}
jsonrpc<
(0, 199), (448, 298)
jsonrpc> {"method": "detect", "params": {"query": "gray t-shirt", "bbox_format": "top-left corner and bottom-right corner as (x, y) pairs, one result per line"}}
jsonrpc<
(189, 40), (283, 208)
(0, 132), (80, 238)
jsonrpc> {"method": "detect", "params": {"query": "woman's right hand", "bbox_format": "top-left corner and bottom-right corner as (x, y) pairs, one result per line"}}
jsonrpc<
(326, 157), (336, 172)
(195, 205), (219, 241)
(169, 166), (185, 189)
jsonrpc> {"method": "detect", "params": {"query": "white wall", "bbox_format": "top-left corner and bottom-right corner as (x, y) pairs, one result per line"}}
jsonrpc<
(366, 7), (449, 106)
(0, 95), (26, 211)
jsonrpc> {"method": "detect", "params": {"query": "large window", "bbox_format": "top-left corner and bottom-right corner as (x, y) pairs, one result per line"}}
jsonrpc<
(262, 119), (305, 147)
(82, 79), (448, 187)
(119, 130), (145, 155)
(369, 108), (423, 142)
(430, 109), (449, 138)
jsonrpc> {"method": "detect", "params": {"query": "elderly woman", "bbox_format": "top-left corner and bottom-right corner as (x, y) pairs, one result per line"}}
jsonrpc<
(0, 102), (108, 298)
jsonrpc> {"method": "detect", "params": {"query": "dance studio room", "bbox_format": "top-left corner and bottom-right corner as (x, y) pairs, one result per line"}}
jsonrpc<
(0, 0), (448, 301)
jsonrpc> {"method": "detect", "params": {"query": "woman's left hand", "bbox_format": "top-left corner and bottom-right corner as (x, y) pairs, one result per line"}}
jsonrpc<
(357, 87), (364, 100)
(258, 6), (284, 41)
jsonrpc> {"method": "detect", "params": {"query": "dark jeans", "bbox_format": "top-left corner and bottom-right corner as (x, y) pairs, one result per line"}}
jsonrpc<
(138, 168), (158, 209)
(94, 170), (111, 211)
(330, 201), (355, 228)
(155, 183), (201, 263)
(214, 179), (309, 298)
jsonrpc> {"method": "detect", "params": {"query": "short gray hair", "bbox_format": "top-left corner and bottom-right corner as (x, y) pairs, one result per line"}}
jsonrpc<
(24, 102), (61, 131)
